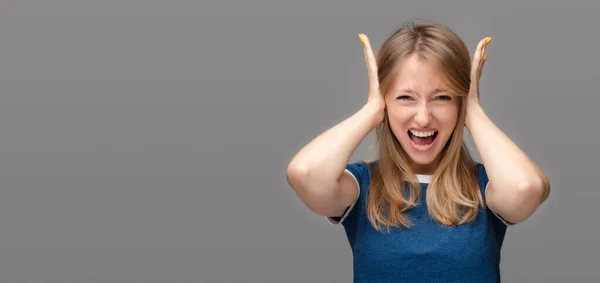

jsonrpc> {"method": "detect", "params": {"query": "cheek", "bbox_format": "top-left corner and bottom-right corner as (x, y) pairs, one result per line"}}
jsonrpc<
(432, 102), (459, 124)
(387, 107), (412, 129)
(386, 107), (413, 142)
(437, 108), (458, 125)
(387, 105), (412, 121)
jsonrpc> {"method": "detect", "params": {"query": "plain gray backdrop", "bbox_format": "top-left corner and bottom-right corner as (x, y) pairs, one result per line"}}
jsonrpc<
(0, 0), (597, 282)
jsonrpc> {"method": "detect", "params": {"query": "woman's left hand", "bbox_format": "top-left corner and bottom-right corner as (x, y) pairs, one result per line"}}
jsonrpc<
(466, 37), (492, 126)
(468, 37), (492, 108)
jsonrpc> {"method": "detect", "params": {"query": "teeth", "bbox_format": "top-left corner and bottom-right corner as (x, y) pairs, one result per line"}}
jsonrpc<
(409, 129), (437, 137)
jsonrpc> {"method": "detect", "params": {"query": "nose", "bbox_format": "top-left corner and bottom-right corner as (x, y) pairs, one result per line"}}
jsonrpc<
(414, 102), (432, 127)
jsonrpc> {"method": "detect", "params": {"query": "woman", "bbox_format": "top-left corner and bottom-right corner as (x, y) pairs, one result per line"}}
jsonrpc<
(286, 20), (550, 282)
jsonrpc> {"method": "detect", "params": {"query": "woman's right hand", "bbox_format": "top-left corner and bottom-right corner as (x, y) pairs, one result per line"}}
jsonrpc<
(358, 33), (386, 124)
(286, 34), (387, 217)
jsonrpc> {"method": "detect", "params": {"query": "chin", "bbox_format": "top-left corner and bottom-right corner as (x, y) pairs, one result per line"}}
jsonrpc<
(403, 148), (443, 171)
(405, 151), (440, 165)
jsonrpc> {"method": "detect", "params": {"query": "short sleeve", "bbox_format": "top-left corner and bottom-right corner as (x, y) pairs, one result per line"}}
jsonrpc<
(476, 163), (513, 228)
(327, 161), (370, 225)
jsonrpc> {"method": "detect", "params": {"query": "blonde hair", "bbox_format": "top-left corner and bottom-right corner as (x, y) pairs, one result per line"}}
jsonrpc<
(366, 19), (483, 231)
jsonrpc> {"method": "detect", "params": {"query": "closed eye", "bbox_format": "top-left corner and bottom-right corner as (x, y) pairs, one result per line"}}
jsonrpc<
(397, 95), (414, 100)
(435, 95), (452, 101)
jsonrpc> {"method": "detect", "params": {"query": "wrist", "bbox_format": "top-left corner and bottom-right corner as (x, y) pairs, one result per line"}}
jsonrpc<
(362, 102), (385, 128)
(465, 102), (486, 129)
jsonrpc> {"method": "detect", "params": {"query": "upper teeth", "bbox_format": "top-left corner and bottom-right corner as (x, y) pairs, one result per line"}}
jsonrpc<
(410, 130), (437, 137)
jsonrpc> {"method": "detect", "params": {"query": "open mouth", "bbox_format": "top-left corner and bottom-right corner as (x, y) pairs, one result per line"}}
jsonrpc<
(408, 129), (438, 147)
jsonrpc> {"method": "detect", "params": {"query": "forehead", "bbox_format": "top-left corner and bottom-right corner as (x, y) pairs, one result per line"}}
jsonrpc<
(390, 54), (449, 94)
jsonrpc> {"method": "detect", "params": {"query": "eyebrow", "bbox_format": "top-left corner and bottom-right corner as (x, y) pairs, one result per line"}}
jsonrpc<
(396, 88), (448, 95)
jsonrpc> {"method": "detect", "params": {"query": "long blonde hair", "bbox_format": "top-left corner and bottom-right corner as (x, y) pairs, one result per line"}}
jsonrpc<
(366, 20), (483, 231)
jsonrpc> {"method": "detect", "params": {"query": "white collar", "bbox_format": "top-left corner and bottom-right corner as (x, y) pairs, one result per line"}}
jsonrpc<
(415, 174), (432, 183)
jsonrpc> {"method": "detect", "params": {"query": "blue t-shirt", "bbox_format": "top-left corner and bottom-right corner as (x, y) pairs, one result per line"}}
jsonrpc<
(328, 161), (509, 283)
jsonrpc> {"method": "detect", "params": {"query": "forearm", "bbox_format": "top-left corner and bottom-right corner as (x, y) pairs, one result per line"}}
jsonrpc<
(466, 103), (549, 200)
(287, 102), (383, 189)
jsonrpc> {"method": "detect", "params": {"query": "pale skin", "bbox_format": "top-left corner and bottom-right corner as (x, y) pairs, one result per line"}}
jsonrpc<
(286, 33), (550, 224)
(467, 38), (551, 224)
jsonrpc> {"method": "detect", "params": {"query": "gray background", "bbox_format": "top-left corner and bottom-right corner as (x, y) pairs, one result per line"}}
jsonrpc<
(0, 0), (596, 282)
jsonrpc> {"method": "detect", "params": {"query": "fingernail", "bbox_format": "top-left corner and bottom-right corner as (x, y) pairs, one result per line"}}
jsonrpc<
(358, 34), (364, 44)
(486, 37), (492, 44)
(484, 55), (487, 61)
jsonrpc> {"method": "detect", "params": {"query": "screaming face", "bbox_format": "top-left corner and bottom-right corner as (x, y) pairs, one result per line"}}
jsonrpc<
(384, 53), (459, 174)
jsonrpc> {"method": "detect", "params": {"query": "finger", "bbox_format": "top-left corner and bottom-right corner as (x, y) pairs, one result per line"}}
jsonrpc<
(470, 37), (486, 81)
(359, 34), (379, 93)
(482, 37), (490, 61)
(478, 37), (491, 79)
(470, 37), (489, 88)
(359, 34), (379, 91)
